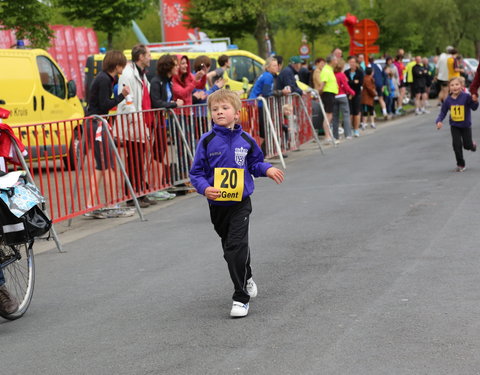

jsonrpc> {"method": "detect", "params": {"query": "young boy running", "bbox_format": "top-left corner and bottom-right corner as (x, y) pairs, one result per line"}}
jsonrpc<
(436, 77), (479, 171)
(189, 89), (284, 318)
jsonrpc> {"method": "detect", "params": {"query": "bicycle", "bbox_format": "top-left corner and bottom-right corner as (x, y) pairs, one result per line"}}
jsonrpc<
(0, 239), (35, 320)
(0, 101), (37, 320)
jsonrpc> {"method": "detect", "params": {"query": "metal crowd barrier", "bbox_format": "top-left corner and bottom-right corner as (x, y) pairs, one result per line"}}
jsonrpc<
(255, 93), (323, 159)
(3, 95), (320, 224)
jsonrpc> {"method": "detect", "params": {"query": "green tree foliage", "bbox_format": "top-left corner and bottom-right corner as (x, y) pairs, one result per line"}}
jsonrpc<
(290, 0), (346, 58)
(453, 0), (480, 57)
(370, 0), (480, 57)
(0, 0), (54, 48)
(186, 0), (274, 57)
(55, 0), (150, 49)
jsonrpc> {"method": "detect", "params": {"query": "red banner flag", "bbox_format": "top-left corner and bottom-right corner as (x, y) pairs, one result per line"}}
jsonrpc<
(161, 0), (194, 42)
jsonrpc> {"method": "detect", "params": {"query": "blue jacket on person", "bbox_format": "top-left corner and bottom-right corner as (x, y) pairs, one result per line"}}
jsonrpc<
(248, 71), (275, 99)
(372, 63), (386, 88)
(189, 124), (272, 206)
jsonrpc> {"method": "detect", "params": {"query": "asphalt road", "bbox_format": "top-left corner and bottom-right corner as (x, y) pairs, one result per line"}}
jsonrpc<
(3, 108), (480, 375)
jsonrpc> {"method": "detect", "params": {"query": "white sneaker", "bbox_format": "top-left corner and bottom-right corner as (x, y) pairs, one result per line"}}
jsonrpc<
(230, 301), (249, 318)
(360, 122), (366, 130)
(370, 123), (376, 129)
(246, 278), (257, 298)
(421, 108), (430, 114)
(149, 191), (176, 200)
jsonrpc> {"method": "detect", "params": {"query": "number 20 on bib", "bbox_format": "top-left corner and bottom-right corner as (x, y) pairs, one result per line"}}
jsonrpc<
(214, 168), (244, 201)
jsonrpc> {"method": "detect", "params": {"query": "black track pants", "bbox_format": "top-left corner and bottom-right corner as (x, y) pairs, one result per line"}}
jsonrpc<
(451, 126), (474, 167)
(209, 197), (252, 304)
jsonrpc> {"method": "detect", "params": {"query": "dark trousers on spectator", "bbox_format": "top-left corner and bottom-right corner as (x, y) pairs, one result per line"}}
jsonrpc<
(124, 140), (147, 196)
(209, 197), (252, 304)
(451, 126), (474, 167)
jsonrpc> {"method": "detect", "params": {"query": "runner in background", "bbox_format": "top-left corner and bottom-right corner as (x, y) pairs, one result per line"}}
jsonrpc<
(436, 77), (478, 172)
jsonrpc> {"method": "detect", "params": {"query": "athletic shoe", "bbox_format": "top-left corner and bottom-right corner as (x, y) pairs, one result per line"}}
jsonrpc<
(230, 301), (249, 318)
(370, 123), (376, 129)
(415, 108), (421, 115)
(421, 108), (430, 114)
(322, 138), (334, 145)
(149, 191), (176, 201)
(354, 130), (360, 137)
(142, 196), (157, 205)
(0, 285), (19, 315)
(346, 136), (353, 140)
(360, 122), (366, 130)
(126, 199), (150, 208)
(334, 139), (340, 145)
(456, 166), (466, 172)
(472, 142), (477, 152)
(83, 210), (98, 218)
(246, 278), (257, 298)
(93, 207), (135, 219)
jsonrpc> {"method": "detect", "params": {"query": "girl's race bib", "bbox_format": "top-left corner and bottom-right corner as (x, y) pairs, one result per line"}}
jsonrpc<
(451, 105), (465, 122)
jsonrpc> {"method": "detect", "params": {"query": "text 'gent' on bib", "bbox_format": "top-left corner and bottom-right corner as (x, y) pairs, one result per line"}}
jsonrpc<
(214, 168), (244, 201)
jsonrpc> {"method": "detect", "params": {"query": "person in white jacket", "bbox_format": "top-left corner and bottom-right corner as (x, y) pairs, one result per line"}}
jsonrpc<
(116, 44), (157, 208)
(436, 46), (454, 106)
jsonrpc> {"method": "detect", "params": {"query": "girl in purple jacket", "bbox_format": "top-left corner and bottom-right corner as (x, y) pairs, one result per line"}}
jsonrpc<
(436, 77), (479, 171)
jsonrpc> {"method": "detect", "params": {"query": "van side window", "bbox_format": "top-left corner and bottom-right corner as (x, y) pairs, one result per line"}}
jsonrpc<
(36, 56), (66, 99)
(229, 56), (256, 84)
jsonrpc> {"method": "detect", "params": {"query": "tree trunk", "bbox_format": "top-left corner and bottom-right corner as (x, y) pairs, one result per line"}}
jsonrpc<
(475, 40), (480, 59)
(108, 32), (113, 50)
(269, 32), (276, 56)
(254, 13), (268, 58)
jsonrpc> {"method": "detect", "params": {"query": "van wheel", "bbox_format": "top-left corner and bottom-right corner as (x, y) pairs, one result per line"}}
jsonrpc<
(63, 126), (82, 170)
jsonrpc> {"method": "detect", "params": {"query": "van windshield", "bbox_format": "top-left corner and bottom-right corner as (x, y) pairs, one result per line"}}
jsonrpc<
(36, 56), (66, 99)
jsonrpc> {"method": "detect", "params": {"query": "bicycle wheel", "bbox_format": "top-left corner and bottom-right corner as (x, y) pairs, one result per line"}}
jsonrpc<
(0, 241), (35, 320)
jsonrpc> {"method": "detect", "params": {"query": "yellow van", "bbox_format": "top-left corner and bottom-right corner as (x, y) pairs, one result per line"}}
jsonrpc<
(84, 49), (310, 101)
(0, 48), (84, 159)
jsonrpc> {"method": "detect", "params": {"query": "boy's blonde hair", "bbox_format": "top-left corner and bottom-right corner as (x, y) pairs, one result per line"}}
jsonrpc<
(207, 89), (242, 112)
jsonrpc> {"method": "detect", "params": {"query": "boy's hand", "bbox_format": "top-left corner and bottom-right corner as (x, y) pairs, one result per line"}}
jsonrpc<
(472, 94), (478, 102)
(266, 167), (284, 184)
(436, 121), (443, 130)
(204, 186), (221, 200)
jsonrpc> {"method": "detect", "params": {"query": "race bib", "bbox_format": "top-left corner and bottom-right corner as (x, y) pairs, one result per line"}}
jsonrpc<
(451, 105), (465, 122)
(214, 168), (244, 201)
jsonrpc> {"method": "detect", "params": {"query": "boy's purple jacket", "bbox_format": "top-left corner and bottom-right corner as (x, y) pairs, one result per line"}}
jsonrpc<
(436, 91), (479, 128)
(189, 123), (272, 206)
